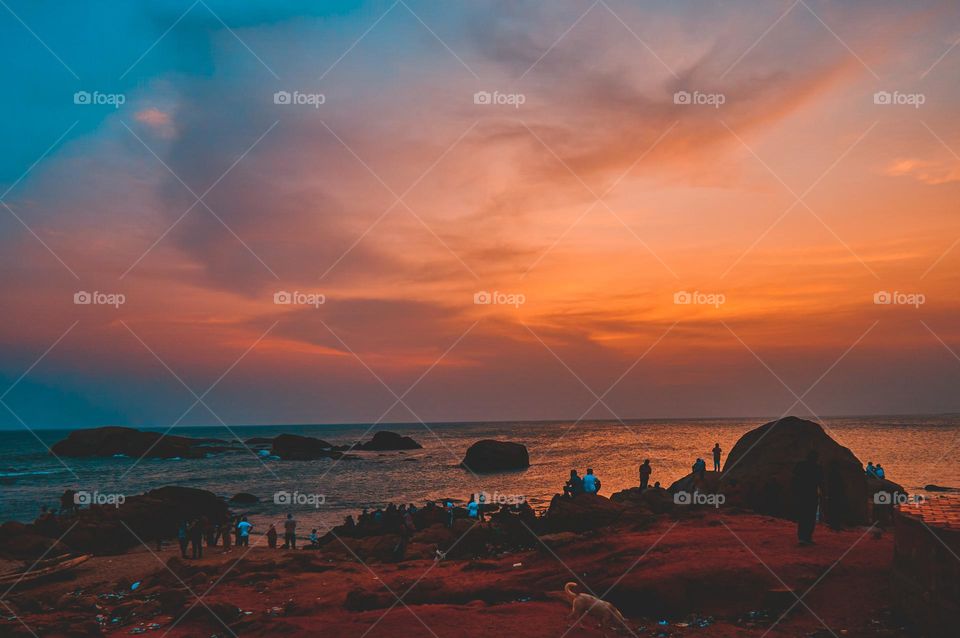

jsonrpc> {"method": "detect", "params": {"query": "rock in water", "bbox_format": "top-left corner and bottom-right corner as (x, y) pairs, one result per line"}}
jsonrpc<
(50, 426), (207, 459)
(721, 416), (871, 525)
(270, 434), (341, 460)
(460, 440), (529, 473)
(355, 431), (422, 451)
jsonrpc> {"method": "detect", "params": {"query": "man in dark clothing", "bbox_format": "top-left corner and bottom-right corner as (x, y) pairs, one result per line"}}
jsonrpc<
(792, 450), (824, 545)
(189, 519), (204, 559)
(712, 443), (722, 473)
(283, 513), (297, 549)
(563, 470), (584, 498)
(639, 459), (652, 490)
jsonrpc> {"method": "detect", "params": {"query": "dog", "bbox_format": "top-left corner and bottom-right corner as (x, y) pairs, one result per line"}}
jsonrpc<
(562, 582), (627, 633)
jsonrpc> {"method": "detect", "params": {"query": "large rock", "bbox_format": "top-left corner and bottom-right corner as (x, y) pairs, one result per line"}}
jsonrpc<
(721, 416), (871, 525)
(460, 440), (529, 473)
(355, 431), (422, 451)
(1, 486), (230, 558)
(270, 434), (342, 460)
(541, 493), (623, 533)
(50, 426), (215, 459)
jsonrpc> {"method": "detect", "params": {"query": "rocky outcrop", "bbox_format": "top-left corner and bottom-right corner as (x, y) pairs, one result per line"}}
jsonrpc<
(50, 426), (219, 459)
(270, 434), (342, 460)
(460, 440), (529, 473)
(230, 492), (259, 504)
(720, 416), (872, 525)
(611, 486), (676, 514)
(0, 486), (230, 558)
(541, 493), (623, 533)
(355, 431), (422, 451)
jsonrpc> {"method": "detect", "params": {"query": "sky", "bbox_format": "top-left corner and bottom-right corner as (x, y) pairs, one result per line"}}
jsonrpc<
(1, 0), (960, 429)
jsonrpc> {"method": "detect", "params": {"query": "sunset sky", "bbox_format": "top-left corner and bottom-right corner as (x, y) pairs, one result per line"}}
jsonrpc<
(2, 0), (960, 429)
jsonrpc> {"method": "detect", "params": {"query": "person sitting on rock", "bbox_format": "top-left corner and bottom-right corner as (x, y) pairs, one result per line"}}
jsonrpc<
(692, 458), (707, 481)
(865, 461), (877, 478)
(563, 470), (585, 498)
(309, 529), (319, 546)
(583, 468), (600, 494)
(875, 463), (885, 479)
(467, 495), (480, 519)
(639, 460), (652, 490)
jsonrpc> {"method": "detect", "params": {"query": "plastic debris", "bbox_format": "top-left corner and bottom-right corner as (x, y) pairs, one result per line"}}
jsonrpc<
(512, 562), (522, 567)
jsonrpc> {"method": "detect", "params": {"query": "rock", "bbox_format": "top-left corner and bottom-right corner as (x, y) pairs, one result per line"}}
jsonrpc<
(71, 486), (229, 555)
(354, 431), (421, 451)
(542, 493), (623, 533)
(460, 440), (529, 473)
(924, 484), (957, 492)
(721, 416), (871, 525)
(611, 486), (676, 514)
(230, 492), (259, 504)
(270, 434), (342, 460)
(50, 426), (209, 459)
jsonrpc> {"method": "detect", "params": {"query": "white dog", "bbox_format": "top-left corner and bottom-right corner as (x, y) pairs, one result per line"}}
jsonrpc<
(562, 582), (627, 633)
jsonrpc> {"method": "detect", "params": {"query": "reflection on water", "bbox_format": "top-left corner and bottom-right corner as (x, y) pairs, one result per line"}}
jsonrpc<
(1, 416), (957, 530)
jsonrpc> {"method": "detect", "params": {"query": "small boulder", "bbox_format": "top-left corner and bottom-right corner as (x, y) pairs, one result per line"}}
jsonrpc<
(460, 440), (529, 473)
(230, 492), (259, 504)
(270, 434), (341, 460)
(355, 431), (422, 451)
(542, 493), (623, 533)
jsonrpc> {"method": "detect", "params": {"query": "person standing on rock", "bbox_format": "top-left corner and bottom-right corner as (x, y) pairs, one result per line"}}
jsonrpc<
(792, 450), (824, 546)
(177, 521), (189, 559)
(712, 443), (722, 473)
(639, 460), (652, 490)
(283, 513), (297, 549)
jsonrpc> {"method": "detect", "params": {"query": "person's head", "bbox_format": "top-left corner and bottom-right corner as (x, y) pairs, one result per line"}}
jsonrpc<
(644, 459), (650, 464)
(469, 494), (475, 502)
(312, 528), (317, 533)
(287, 513), (292, 519)
(654, 481), (661, 488)
(715, 442), (720, 447)
(569, 469), (577, 477)
(867, 461), (873, 465)
(587, 468), (593, 474)
(876, 463), (882, 468)
(241, 516), (247, 522)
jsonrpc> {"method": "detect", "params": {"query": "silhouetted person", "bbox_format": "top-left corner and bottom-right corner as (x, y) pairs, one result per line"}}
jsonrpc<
(792, 450), (823, 545)
(865, 461), (877, 478)
(60, 490), (78, 516)
(639, 460), (652, 490)
(267, 523), (278, 549)
(583, 468), (600, 494)
(875, 463), (885, 479)
(692, 458), (706, 481)
(178, 521), (189, 559)
(563, 470), (584, 497)
(283, 513), (297, 548)
(712, 443), (722, 473)
(222, 518), (232, 550)
(189, 519), (204, 559)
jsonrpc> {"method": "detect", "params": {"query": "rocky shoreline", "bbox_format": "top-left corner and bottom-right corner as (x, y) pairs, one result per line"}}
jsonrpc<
(1, 416), (951, 637)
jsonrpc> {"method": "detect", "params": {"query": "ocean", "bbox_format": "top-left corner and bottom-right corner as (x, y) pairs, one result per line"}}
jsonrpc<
(1, 416), (958, 532)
